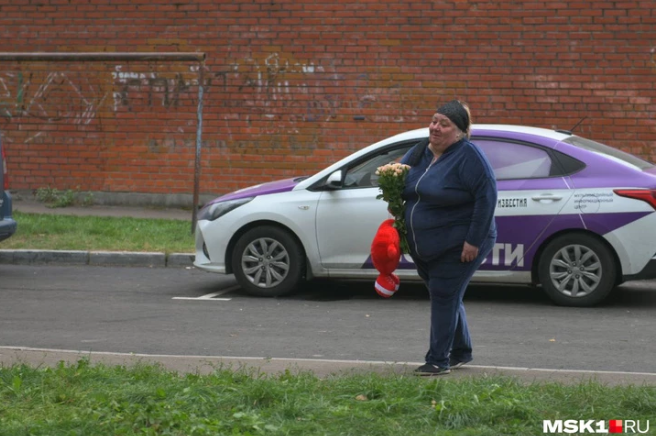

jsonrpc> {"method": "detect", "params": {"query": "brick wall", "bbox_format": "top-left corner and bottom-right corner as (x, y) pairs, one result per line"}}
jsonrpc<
(0, 0), (655, 201)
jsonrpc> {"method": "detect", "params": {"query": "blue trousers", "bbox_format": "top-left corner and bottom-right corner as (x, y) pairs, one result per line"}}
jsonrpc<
(413, 237), (495, 368)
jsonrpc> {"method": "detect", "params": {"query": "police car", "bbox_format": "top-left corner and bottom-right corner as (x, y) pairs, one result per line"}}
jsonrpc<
(194, 125), (656, 307)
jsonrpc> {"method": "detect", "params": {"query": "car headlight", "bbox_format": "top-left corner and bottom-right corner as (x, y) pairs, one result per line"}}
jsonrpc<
(198, 197), (254, 221)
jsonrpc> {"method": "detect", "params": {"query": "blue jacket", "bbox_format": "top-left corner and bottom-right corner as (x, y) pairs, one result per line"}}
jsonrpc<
(400, 138), (497, 261)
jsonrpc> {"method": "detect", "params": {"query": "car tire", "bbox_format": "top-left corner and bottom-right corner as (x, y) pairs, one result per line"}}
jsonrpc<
(538, 233), (617, 307)
(232, 226), (305, 297)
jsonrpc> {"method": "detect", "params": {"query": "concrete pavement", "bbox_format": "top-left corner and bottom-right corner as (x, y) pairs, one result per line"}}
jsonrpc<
(13, 198), (192, 220)
(4, 346), (656, 386)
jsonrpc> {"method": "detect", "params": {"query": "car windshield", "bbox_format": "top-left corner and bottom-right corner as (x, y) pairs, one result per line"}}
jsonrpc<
(564, 136), (655, 170)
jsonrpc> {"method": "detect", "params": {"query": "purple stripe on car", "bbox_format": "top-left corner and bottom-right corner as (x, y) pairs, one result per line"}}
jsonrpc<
(206, 178), (301, 204)
(360, 212), (652, 272)
(580, 211), (652, 234)
(555, 142), (656, 189)
(488, 212), (651, 271)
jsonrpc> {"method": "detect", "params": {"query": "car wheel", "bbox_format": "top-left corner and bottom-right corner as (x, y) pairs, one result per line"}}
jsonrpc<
(232, 226), (305, 297)
(538, 233), (617, 307)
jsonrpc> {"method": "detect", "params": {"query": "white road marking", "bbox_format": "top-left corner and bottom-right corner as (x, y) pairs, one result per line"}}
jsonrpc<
(3, 346), (656, 378)
(172, 285), (240, 301)
(172, 297), (232, 301)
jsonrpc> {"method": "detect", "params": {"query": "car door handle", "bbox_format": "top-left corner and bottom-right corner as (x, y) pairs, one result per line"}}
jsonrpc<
(531, 194), (563, 201)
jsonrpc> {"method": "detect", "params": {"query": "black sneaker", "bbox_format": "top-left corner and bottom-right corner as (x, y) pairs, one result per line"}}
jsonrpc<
(449, 356), (473, 369)
(413, 363), (450, 376)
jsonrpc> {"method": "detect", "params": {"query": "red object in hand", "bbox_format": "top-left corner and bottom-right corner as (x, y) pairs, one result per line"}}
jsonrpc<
(371, 219), (402, 298)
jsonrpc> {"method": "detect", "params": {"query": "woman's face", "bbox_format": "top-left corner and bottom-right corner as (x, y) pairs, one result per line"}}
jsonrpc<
(428, 112), (461, 150)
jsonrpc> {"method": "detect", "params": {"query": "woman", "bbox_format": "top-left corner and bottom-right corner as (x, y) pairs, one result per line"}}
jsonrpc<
(400, 100), (497, 375)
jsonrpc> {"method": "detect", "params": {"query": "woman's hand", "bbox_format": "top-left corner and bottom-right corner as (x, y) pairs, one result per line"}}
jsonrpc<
(461, 241), (479, 263)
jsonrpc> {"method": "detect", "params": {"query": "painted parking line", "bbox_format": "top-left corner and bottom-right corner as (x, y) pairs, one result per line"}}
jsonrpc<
(172, 285), (240, 301)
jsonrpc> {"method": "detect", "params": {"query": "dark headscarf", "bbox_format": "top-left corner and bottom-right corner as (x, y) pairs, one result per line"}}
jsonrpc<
(436, 100), (469, 133)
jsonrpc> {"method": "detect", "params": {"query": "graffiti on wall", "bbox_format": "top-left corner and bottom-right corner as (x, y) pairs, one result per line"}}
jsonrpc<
(0, 71), (109, 125)
(207, 52), (427, 152)
(111, 67), (198, 111)
(1, 55), (432, 151)
(0, 67), (202, 145)
(204, 53), (341, 152)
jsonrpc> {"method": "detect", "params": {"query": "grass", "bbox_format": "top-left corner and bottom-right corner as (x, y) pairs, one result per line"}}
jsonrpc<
(1, 360), (655, 436)
(2, 211), (194, 254)
(3, 212), (655, 435)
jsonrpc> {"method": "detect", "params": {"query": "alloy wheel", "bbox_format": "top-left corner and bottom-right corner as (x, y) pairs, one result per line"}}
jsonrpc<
(549, 244), (602, 298)
(240, 237), (291, 288)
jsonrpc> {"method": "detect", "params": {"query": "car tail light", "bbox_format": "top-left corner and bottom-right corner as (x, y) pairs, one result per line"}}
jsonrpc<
(613, 189), (656, 210)
(1, 145), (7, 191)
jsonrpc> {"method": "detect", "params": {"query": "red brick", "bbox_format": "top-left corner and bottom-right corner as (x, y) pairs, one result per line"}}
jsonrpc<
(0, 0), (654, 197)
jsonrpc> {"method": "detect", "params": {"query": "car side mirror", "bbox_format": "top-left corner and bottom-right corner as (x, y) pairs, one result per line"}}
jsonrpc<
(325, 170), (343, 189)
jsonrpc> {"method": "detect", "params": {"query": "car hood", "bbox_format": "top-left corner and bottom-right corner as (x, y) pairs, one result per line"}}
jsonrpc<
(206, 177), (304, 204)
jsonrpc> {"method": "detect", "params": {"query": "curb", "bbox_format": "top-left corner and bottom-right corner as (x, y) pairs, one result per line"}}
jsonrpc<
(0, 249), (195, 268)
(3, 347), (656, 386)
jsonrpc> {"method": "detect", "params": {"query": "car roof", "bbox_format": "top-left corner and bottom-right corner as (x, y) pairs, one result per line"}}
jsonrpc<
(295, 124), (573, 190)
(473, 124), (573, 140)
(378, 124), (572, 144)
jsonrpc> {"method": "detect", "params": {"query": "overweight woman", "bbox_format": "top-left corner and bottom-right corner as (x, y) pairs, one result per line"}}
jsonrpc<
(400, 100), (497, 376)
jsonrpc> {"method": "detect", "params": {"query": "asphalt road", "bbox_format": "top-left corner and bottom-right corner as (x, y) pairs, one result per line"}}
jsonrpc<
(1, 264), (656, 381)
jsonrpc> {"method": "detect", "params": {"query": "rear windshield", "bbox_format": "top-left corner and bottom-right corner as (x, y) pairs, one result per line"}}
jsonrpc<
(564, 136), (655, 170)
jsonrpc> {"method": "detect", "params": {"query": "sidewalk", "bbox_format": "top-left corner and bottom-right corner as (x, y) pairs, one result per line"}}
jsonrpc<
(14, 198), (191, 221)
(3, 347), (656, 386)
(1, 198), (195, 268)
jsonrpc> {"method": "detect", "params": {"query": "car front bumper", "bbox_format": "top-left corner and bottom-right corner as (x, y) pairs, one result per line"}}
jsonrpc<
(193, 219), (228, 274)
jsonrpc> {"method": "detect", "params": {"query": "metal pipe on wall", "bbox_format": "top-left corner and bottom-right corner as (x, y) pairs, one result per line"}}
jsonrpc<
(0, 53), (205, 62)
(192, 62), (205, 234)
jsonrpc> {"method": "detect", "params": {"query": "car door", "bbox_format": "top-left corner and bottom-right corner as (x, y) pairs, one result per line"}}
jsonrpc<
(474, 138), (577, 280)
(314, 141), (417, 273)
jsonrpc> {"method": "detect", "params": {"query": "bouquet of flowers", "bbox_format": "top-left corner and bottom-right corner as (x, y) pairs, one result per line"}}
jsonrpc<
(375, 162), (411, 254)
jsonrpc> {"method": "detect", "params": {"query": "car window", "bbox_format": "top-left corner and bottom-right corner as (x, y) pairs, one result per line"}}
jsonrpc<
(564, 135), (655, 170)
(474, 139), (555, 180)
(343, 143), (415, 188)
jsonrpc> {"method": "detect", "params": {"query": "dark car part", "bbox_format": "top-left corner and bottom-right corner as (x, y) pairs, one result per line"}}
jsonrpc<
(0, 136), (17, 242)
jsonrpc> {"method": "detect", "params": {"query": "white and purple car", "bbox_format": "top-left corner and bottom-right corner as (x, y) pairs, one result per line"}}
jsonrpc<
(194, 125), (656, 306)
